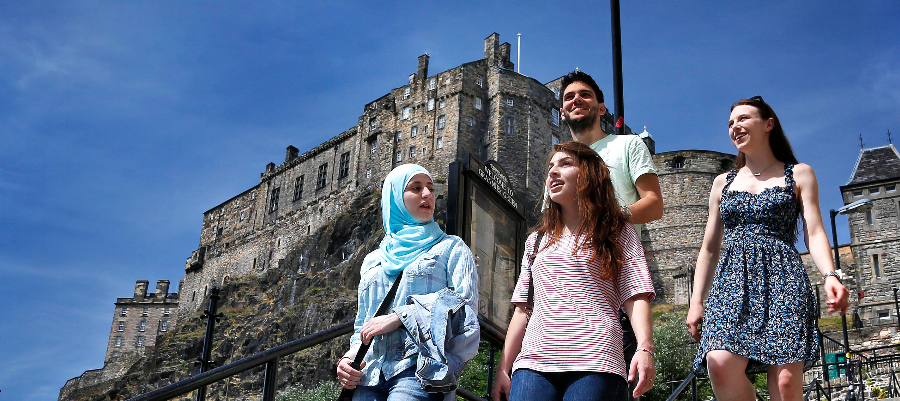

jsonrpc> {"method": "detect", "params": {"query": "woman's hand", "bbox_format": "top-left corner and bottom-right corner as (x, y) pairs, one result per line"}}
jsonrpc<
(686, 302), (704, 342)
(628, 349), (656, 398)
(360, 313), (402, 345)
(824, 276), (849, 315)
(336, 358), (365, 389)
(490, 369), (512, 401)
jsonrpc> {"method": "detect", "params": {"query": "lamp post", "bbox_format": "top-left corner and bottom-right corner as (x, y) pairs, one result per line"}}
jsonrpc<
(829, 198), (872, 397)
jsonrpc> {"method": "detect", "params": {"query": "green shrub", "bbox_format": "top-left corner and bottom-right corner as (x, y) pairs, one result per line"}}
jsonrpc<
(277, 381), (341, 401)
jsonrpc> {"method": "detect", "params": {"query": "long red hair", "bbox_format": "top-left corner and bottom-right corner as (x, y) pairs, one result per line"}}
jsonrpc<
(533, 141), (628, 279)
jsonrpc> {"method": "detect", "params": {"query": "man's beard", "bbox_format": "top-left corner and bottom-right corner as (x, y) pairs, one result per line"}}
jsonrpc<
(564, 108), (598, 134)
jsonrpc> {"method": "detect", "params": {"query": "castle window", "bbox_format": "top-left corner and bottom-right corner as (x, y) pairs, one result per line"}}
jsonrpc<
(369, 118), (377, 131)
(878, 310), (890, 319)
(369, 138), (377, 154)
(402, 106), (411, 120)
(269, 187), (280, 213)
(720, 159), (733, 172)
(506, 98), (514, 107)
(476, 76), (483, 87)
(293, 176), (304, 201)
(853, 190), (863, 197)
(553, 89), (560, 99)
(136, 336), (145, 347)
(142, 307), (148, 316)
(411, 126), (418, 138)
(436, 136), (444, 149)
(403, 87), (411, 99)
(366, 169), (371, 180)
(339, 152), (350, 179)
(114, 336), (122, 347)
(873, 253), (882, 278)
(317, 164), (328, 190)
(887, 184), (897, 192)
(250, 191), (256, 200)
(409, 146), (416, 159)
(160, 321), (169, 331)
(396, 150), (403, 163)
(438, 115), (446, 129)
(505, 117), (515, 135)
(475, 97), (483, 110)
(551, 134), (560, 146)
(866, 209), (874, 226)
(121, 307), (128, 316)
(423, 125), (428, 135)
(429, 78), (436, 90)
(139, 320), (147, 332)
(163, 307), (170, 316)
(467, 117), (474, 126)
(427, 98), (434, 111)
(117, 321), (125, 331)
(552, 109), (560, 126)
(671, 156), (686, 169)
(439, 99), (446, 109)
(396, 130), (402, 141)
(871, 187), (881, 195)
(240, 212), (245, 221)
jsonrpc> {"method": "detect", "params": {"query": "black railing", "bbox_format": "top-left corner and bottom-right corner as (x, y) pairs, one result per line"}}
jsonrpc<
(126, 320), (489, 401)
(127, 321), (354, 401)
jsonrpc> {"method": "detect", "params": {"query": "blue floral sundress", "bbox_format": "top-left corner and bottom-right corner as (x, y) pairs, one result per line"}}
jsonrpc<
(694, 164), (819, 375)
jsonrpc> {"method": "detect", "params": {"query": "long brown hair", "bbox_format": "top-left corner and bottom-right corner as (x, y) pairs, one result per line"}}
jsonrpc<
(731, 96), (799, 169)
(533, 141), (628, 279)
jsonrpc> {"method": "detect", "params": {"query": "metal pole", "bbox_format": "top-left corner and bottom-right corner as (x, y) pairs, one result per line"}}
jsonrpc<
(516, 33), (521, 74)
(609, 0), (625, 135)
(262, 359), (278, 401)
(830, 210), (855, 400)
(894, 288), (900, 329)
(196, 287), (223, 401)
(486, 344), (496, 399)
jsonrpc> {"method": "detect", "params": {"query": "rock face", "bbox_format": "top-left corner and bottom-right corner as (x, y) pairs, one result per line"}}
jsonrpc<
(60, 189), (386, 401)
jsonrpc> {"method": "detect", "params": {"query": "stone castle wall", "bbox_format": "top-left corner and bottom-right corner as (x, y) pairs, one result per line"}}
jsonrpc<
(644, 150), (736, 304)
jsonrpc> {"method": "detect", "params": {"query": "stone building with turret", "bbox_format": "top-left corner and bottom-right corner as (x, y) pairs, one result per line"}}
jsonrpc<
(840, 144), (900, 327)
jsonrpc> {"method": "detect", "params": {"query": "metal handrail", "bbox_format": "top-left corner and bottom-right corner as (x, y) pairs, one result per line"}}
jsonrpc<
(665, 371), (696, 401)
(126, 321), (354, 401)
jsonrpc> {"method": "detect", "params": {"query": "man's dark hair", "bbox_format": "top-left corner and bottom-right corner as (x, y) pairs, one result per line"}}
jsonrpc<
(559, 71), (604, 106)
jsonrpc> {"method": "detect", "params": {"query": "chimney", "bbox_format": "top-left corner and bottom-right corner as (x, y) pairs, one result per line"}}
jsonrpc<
(499, 42), (513, 70)
(484, 33), (500, 66)
(134, 280), (149, 300)
(286, 145), (299, 162)
(417, 54), (429, 88)
(156, 280), (170, 297)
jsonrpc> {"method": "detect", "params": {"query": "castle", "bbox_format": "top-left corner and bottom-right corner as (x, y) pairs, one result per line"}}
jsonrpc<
(81, 33), (750, 382)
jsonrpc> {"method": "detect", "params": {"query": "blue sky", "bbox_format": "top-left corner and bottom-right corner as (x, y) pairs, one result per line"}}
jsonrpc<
(1, 1), (897, 399)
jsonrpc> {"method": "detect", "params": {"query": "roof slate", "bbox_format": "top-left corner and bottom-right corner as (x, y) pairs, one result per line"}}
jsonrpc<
(844, 145), (900, 186)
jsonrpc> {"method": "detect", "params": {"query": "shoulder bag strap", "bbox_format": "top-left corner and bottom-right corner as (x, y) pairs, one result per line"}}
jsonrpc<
(337, 270), (404, 401)
(526, 232), (545, 310)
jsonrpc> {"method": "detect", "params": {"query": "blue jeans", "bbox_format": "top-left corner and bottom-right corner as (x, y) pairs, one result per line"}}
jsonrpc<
(509, 369), (628, 401)
(353, 366), (445, 401)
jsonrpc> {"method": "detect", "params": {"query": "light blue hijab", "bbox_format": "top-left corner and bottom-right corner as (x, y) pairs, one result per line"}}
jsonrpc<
(378, 164), (446, 276)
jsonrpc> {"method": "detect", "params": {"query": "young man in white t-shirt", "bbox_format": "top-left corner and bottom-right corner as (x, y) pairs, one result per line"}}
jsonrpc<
(559, 71), (663, 231)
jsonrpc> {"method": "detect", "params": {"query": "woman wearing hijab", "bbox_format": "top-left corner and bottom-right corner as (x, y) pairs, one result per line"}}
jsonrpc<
(336, 164), (480, 401)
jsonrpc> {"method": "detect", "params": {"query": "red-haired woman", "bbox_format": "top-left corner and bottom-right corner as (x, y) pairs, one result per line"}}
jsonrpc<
(686, 97), (849, 401)
(491, 141), (656, 401)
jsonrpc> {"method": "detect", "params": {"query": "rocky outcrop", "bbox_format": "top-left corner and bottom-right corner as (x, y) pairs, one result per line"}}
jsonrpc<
(61, 189), (389, 401)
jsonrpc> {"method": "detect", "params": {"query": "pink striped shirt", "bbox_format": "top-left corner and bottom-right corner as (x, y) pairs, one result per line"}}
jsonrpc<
(510, 226), (655, 378)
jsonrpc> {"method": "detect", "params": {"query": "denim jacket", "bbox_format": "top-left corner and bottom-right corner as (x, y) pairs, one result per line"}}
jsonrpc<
(345, 235), (479, 393)
(394, 287), (480, 394)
